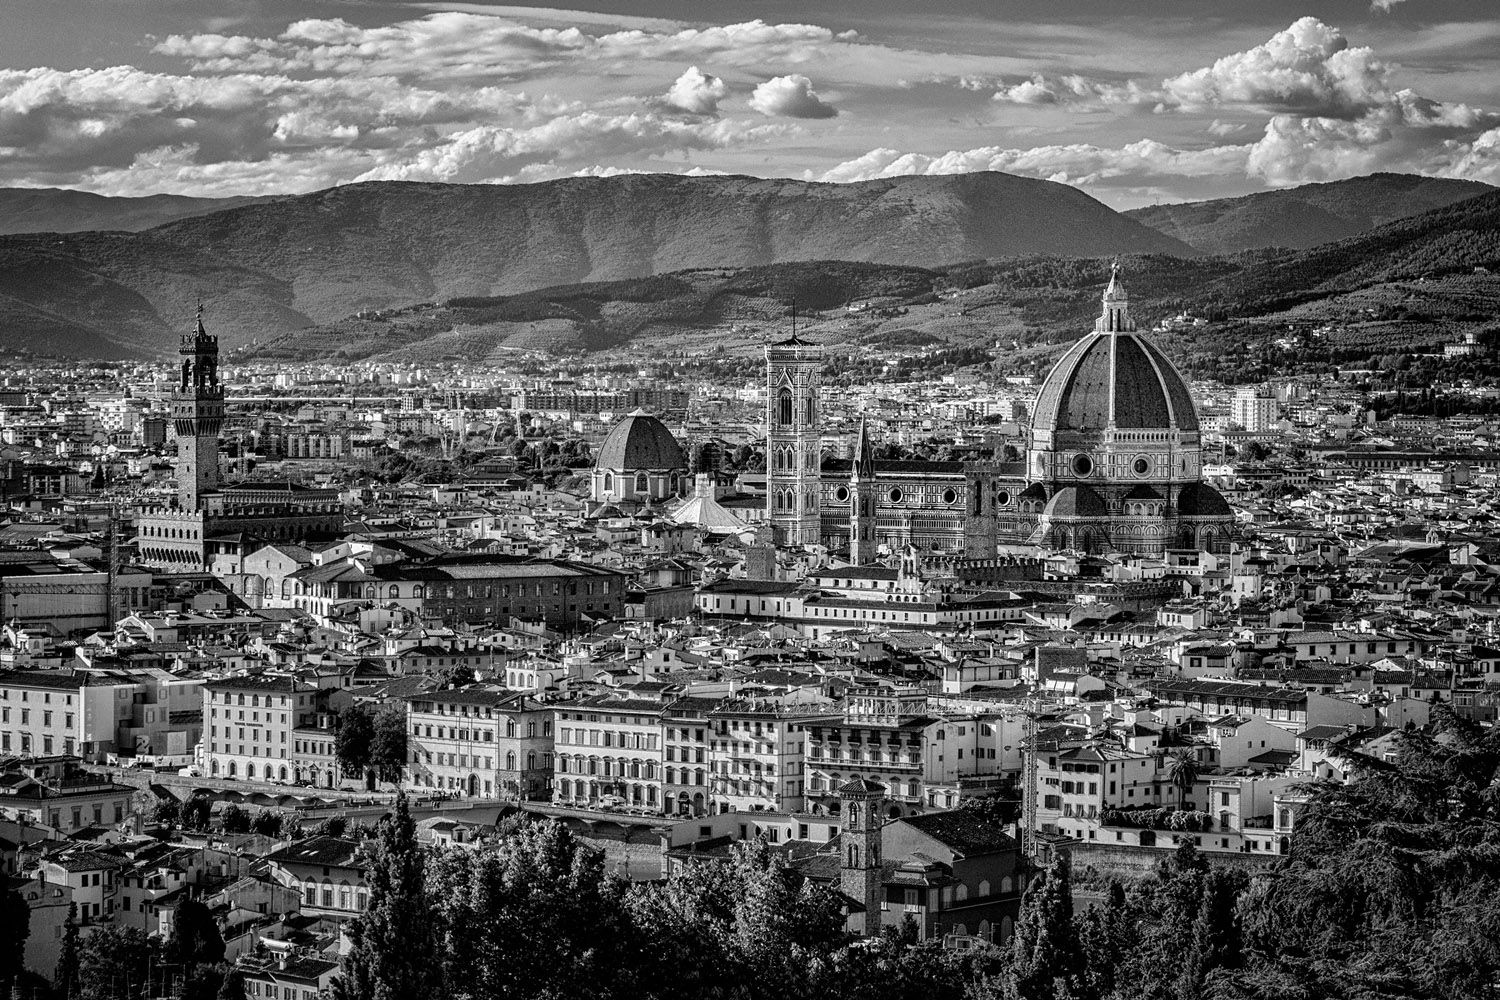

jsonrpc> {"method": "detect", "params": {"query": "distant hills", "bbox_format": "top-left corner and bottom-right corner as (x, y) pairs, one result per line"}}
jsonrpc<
(1124, 173), (1494, 255)
(254, 189), (1500, 370)
(0, 171), (1495, 362)
(0, 172), (1190, 358)
(0, 188), (278, 236)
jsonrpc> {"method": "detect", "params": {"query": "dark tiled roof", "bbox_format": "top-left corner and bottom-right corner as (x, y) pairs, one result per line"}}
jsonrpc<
(898, 811), (1019, 858)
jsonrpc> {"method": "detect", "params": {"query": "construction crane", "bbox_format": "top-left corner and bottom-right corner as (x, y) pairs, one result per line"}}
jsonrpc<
(1020, 697), (1041, 860)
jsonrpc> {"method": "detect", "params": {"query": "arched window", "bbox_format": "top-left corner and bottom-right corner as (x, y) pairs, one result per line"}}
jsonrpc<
(505, 751), (516, 771)
(389, 585), (400, 599)
(777, 388), (793, 426)
(635, 473), (648, 493)
(526, 751), (537, 770)
(804, 395), (814, 425)
(603, 471), (613, 491)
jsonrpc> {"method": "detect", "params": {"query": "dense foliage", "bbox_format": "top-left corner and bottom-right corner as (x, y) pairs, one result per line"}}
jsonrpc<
(329, 714), (1500, 1000)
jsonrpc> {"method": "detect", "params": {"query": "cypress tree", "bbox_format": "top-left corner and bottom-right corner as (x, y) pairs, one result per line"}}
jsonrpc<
(1008, 853), (1082, 1000)
(53, 904), (79, 1000)
(332, 794), (438, 1000)
(0, 884), (29, 996)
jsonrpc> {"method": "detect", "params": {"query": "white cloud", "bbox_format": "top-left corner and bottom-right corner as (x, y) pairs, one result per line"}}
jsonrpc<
(1371, 0), (1407, 11)
(664, 66), (726, 114)
(815, 140), (1248, 190)
(1161, 17), (1392, 117)
(352, 112), (789, 184)
(749, 75), (837, 119)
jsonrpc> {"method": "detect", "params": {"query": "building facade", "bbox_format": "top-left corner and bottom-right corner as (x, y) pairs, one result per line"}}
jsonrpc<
(405, 687), (554, 800)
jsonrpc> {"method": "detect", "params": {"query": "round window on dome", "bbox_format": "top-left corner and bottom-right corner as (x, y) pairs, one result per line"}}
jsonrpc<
(834, 486), (849, 503)
(996, 490), (1011, 506)
(888, 487), (903, 503)
(942, 488), (958, 505)
(1071, 453), (1094, 477)
(1133, 456), (1151, 476)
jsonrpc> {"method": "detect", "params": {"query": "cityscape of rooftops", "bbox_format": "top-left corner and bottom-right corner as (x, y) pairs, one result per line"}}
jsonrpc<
(3, 2), (1500, 999)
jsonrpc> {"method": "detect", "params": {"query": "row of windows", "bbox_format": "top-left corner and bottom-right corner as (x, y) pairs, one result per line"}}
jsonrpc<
(557, 727), (658, 749)
(420, 750), (551, 770)
(0, 733), (75, 755)
(0, 708), (73, 728)
(556, 755), (660, 779)
(0, 690), (75, 705)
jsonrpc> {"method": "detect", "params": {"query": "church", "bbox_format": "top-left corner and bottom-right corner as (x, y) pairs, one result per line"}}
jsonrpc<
(134, 307), (343, 572)
(766, 265), (1233, 559)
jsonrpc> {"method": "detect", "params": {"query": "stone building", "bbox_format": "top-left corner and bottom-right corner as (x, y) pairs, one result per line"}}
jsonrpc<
(590, 409), (688, 504)
(765, 265), (1234, 558)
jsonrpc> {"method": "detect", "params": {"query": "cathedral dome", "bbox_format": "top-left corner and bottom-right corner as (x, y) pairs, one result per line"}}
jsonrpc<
(1031, 267), (1199, 435)
(596, 410), (684, 471)
(1175, 482), (1232, 516)
(1032, 332), (1199, 433)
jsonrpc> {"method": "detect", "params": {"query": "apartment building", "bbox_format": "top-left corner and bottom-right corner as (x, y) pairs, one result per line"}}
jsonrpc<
(405, 687), (554, 800)
(706, 700), (839, 814)
(202, 674), (322, 782)
(803, 687), (1014, 816)
(662, 696), (716, 817)
(262, 836), (368, 918)
(0, 757), (136, 834)
(553, 693), (666, 811)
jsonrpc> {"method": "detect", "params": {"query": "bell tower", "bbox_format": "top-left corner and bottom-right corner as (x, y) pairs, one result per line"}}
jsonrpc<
(849, 416), (877, 564)
(839, 777), (886, 936)
(765, 333), (823, 546)
(172, 303), (224, 511)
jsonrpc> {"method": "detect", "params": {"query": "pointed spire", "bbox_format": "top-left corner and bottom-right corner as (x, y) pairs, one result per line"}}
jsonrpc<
(852, 414), (874, 479)
(1095, 260), (1134, 334)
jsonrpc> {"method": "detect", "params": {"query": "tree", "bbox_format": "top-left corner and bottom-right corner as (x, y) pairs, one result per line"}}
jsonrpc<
(215, 969), (246, 1000)
(1169, 749), (1201, 810)
(252, 811), (284, 838)
(153, 797), (181, 825)
(76, 924), (154, 1000)
(54, 903), (79, 999)
(182, 795), (213, 831)
(429, 818), (636, 1000)
(333, 794), (438, 1000)
(370, 706), (409, 787)
(0, 883), (30, 994)
(220, 805), (251, 834)
(335, 706), (377, 780)
(1006, 853), (1082, 1000)
(314, 816), (348, 838)
(169, 898), (226, 966)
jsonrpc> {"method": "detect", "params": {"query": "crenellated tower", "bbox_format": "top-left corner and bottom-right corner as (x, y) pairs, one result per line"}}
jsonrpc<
(172, 303), (224, 511)
(765, 333), (823, 545)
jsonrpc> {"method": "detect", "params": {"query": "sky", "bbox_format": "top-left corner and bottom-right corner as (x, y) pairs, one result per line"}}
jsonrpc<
(1, 0), (1498, 208)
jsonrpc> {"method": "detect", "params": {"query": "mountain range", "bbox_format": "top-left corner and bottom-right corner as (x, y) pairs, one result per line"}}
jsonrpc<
(0, 171), (1493, 360)
(0, 172), (1188, 358)
(255, 189), (1500, 370)
(1123, 173), (1492, 255)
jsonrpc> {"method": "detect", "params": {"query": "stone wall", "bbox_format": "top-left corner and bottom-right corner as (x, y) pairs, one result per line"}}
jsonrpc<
(1063, 840), (1279, 880)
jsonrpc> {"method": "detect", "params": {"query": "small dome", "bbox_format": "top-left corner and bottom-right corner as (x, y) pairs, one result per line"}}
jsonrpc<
(595, 410), (684, 471)
(1043, 485), (1107, 519)
(1176, 482), (1232, 516)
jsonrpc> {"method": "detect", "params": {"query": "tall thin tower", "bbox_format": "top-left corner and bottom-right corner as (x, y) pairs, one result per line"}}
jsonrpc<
(172, 303), (224, 511)
(764, 333), (823, 545)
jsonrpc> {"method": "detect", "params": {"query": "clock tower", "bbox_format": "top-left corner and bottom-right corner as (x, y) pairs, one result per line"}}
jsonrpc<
(172, 304), (224, 511)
